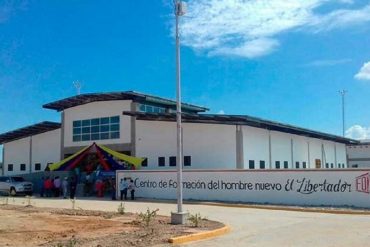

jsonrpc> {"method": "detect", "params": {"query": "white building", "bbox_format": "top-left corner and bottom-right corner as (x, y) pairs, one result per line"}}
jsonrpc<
(347, 140), (370, 168)
(0, 91), (357, 176)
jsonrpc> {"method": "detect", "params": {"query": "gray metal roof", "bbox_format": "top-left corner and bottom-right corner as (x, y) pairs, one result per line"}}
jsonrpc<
(43, 91), (208, 112)
(123, 111), (358, 144)
(0, 121), (61, 144)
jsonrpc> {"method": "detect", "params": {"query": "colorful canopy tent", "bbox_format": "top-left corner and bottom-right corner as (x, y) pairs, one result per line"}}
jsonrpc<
(48, 143), (144, 171)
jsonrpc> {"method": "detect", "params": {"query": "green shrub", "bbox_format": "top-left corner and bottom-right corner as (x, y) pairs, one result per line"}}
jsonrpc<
(117, 202), (125, 215)
(138, 208), (159, 227)
(188, 213), (206, 227)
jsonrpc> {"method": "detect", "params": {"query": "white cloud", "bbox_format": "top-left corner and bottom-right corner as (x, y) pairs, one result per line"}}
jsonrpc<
(179, 0), (370, 58)
(354, 61), (370, 80)
(217, 110), (225, 114)
(305, 58), (352, 67)
(345, 125), (370, 140)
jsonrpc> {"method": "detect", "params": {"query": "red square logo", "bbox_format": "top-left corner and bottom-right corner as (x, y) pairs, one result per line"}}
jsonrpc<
(356, 173), (370, 194)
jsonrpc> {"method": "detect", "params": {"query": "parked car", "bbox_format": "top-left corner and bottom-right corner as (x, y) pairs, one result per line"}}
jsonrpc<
(0, 176), (33, 196)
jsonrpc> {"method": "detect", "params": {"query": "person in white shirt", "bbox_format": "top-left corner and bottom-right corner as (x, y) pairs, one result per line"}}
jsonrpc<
(119, 178), (128, 200)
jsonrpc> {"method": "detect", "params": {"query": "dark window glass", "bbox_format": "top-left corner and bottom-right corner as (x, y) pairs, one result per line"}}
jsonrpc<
(73, 128), (81, 135)
(331, 163), (334, 168)
(20, 164), (26, 171)
(101, 117), (109, 124)
(110, 132), (120, 139)
(73, 135), (81, 142)
(8, 164), (13, 171)
(275, 161), (280, 169)
(35, 163), (41, 171)
(91, 118), (100, 125)
(284, 161), (288, 169)
(110, 124), (119, 131)
(91, 133), (100, 140)
(153, 107), (160, 113)
(73, 120), (81, 127)
(100, 133), (109, 140)
(295, 162), (300, 169)
(91, 126), (99, 133)
(184, 156), (191, 166)
(146, 106), (153, 113)
(260, 160), (265, 169)
(169, 156), (176, 166)
(82, 127), (90, 134)
(139, 104), (146, 112)
(325, 163), (329, 168)
(158, 157), (165, 166)
(100, 125), (109, 132)
(82, 119), (90, 126)
(249, 160), (255, 169)
(110, 116), (119, 123)
(142, 158), (148, 167)
(81, 134), (90, 141)
(303, 162), (307, 169)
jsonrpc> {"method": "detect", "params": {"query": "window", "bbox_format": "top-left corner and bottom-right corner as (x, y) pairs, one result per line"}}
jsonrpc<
(284, 161), (288, 169)
(343, 163), (346, 168)
(303, 162), (307, 169)
(325, 163), (329, 168)
(158, 157), (165, 167)
(73, 115), (120, 142)
(8, 164), (13, 171)
(330, 163), (334, 168)
(249, 160), (255, 169)
(20, 164), (26, 171)
(295, 162), (300, 169)
(352, 164), (358, 168)
(35, 163), (41, 171)
(184, 156), (191, 166)
(275, 161), (280, 169)
(138, 104), (166, 114)
(141, 158), (148, 167)
(260, 160), (265, 169)
(169, 156), (176, 167)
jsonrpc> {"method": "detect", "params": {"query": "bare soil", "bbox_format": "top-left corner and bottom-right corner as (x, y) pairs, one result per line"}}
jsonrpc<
(0, 205), (223, 247)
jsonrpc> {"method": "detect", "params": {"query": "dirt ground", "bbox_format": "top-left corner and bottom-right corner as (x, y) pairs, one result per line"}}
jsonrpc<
(0, 205), (223, 247)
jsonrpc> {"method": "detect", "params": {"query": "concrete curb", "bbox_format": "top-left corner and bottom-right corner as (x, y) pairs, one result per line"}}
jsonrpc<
(194, 202), (370, 215)
(168, 225), (231, 244)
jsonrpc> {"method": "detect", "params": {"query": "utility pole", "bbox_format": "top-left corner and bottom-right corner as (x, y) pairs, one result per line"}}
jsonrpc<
(171, 0), (188, 225)
(339, 90), (347, 137)
(73, 81), (82, 95)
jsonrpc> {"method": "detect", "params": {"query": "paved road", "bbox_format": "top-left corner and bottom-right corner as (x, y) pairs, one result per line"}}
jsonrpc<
(5, 197), (370, 247)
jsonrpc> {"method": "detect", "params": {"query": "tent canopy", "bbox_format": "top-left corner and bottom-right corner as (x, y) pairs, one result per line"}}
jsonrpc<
(49, 143), (144, 171)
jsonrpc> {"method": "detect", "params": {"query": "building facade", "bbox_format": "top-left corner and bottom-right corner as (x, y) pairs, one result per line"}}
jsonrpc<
(347, 140), (370, 168)
(0, 91), (357, 176)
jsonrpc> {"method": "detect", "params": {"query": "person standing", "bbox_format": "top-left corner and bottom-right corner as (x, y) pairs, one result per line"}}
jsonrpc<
(119, 178), (128, 200)
(128, 179), (135, 200)
(69, 176), (77, 199)
(39, 177), (45, 197)
(44, 177), (52, 197)
(62, 177), (68, 199)
(53, 176), (61, 197)
(110, 177), (116, 200)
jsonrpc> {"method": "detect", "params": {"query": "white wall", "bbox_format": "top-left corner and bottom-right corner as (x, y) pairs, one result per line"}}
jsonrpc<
(64, 100), (132, 147)
(3, 129), (61, 175)
(242, 126), (269, 169)
(117, 169), (370, 208)
(292, 135), (309, 169)
(347, 144), (370, 168)
(271, 131), (291, 169)
(4, 137), (30, 175)
(135, 121), (237, 169)
(32, 129), (61, 172)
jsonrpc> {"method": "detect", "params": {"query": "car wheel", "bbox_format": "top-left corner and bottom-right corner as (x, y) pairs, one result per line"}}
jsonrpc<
(9, 187), (16, 196)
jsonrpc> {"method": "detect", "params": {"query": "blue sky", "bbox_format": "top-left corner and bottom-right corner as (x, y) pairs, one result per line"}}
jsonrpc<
(1, 0), (370, 159)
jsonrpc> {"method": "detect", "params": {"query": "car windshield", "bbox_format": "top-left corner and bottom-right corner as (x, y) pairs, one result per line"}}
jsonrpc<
(11, 177), (25, 182)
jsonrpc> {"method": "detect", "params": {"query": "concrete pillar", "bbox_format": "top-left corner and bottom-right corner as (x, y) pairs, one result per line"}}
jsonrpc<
(334, 143), (337, 168)
(290, 138), (294, 169)
(307, 141), (311, 168)
(60, 111), (65, 159)
(268, 131), (272, 169)
(236, 125), (244, 169)
(29, 136), (33, 174)
(130, 102), (137, 156)
(1, 145), (4, 176)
